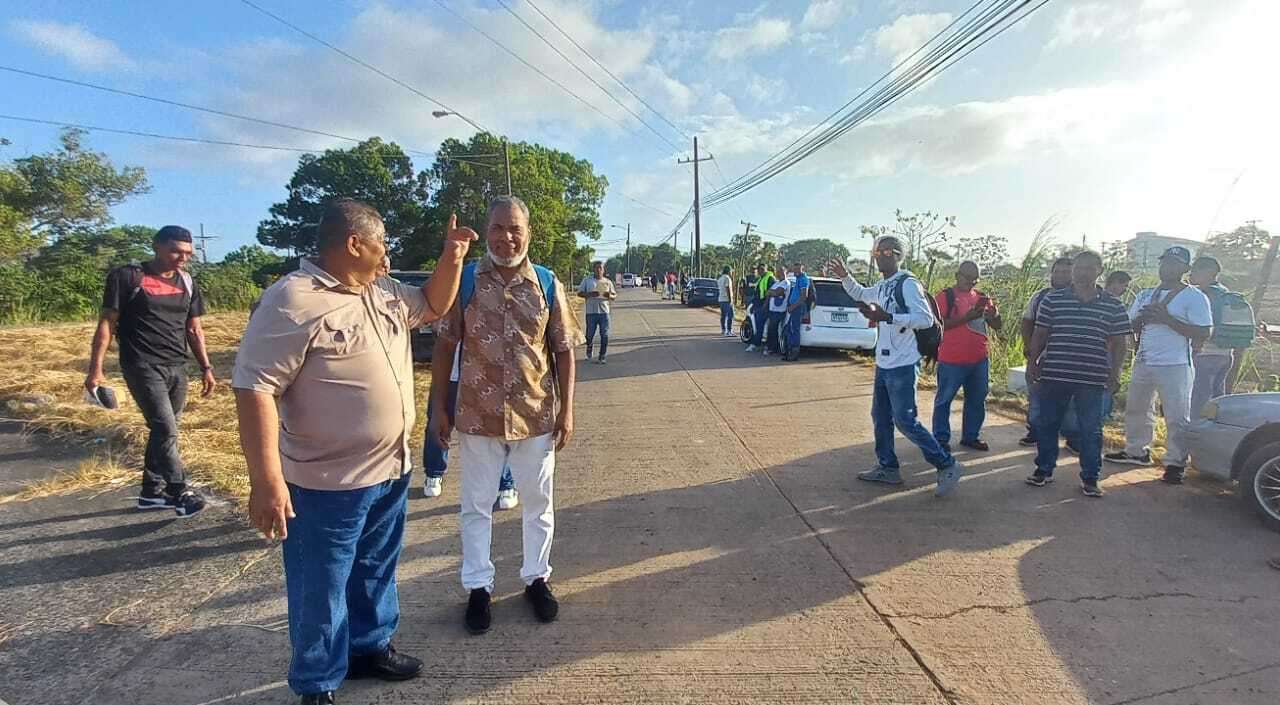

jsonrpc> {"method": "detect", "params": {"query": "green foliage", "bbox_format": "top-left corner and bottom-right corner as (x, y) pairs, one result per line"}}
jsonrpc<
(861, 210), (956, 272)
(952, 235), (1010, 272)
(1201, 222), (1272, 292)
(778, 238), (850, 273)
(221, 244), (285, 286)
(192, 261), (263, 312)
(257, 138), (422, 258)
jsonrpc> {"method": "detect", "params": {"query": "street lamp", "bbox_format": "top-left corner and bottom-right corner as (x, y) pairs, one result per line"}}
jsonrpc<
(611, 223), (631, 274)
(432, 111), (512, 196)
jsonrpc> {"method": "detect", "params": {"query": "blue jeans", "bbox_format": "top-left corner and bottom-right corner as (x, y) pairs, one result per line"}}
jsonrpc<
(585, 313), (610, 360)
(784, 307), (804, 355)
(719, 302), (734, 332)
(1035, 381), (1105, 483)
(1062, 393), (1115, 446)
(1026, 381), (1041, 438)
(872, 364), (955, 470)
(932, 359), (989, 446)
(766, 311), (785, 353)
(1192, 353), (1232, 419)
(283, 475), (410, 695)
(750, 302), (768, 346)
(424, 381), (513, 491)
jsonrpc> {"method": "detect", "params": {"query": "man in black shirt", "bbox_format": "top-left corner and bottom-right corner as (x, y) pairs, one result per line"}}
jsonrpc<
(85, 225), (216, 517)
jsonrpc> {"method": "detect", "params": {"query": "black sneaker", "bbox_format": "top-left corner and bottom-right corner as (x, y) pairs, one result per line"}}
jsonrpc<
(299, 692), (335, 705)
(137, 490), (176, 511)
(524, 578), (559, 623)
(173, 491), (206, 518)
(1104, 450), (1151, 466)
(960, 439), (990, 452)
(1161, 466), (1185, 485)
(1081, 481), (1105, 498)
(1025, 472), (1054, 487)
(1018, 434), (1037, 447)
(939, 443), (951, 455)
(465, 588), (491, 634)
(347, 643), (422, 681)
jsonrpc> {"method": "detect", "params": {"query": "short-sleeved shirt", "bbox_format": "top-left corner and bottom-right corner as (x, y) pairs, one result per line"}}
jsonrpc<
(102, 263), (206, 368)
(1196, 283), (1234, 357)
(936, 287), (989, 365)
(1035, 287), (1132, 387)
(231, 258), (434, 491)
(717, 275), (733, 302)
(578, 275), (616, 316)
(788, 272), (811, 305)
(1129, 285), (1212, 367)
(767, 278), (791, 313)
(1022, 286), (1055, 321)
(436, 257), (578, 440)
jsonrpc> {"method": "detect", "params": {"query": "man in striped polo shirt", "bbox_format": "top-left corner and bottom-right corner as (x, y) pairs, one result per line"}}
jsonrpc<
(1024, 250), (1131, 497)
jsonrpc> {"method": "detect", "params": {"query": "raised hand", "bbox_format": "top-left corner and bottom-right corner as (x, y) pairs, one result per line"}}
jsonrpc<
(443, 213), (478, 261)
(826, 258), (850, 279)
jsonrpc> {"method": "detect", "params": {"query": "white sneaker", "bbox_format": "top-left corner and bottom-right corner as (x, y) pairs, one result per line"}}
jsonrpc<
(424, 477), (443, 498)
(745, 345), (757, 352)
(496, 488), (519, 510)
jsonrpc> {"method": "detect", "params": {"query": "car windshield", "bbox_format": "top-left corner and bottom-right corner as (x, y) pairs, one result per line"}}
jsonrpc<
(813, 281), (856, 308)
(394, 274), (428, 288)
(692, 279), (717, 288)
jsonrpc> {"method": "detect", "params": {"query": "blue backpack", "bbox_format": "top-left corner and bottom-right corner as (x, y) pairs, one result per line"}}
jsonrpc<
(458, 261), (556, 312)
(1205, 284), (1256, 350)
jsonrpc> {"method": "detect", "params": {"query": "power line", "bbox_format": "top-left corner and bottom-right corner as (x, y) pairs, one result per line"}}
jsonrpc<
(0, 64), (434, 157)
(430, 0), (635, 136)
(0, 113), (423, 157)
(495, 0), (681, 152)
(237, 0), (490, 134)
(522, 0), (690, 142)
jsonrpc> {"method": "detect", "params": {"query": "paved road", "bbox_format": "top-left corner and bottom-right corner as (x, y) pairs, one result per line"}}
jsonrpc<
(3, 289), (1279, 705)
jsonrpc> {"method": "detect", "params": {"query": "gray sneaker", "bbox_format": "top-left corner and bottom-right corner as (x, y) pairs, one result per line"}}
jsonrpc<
(935, 462), (963, 498)
(856, 466), (904, 485)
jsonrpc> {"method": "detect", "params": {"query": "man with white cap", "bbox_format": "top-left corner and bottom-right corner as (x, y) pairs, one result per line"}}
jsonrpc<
(827, 236), (963, 497)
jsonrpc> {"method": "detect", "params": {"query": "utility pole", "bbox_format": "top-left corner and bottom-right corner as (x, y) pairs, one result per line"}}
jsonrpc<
(1252, 233), (1278, 309)
(625, 223), (631, 274)
(196, 224), (219, 264)
(677, 137), (714, 277)
(502, 138), (512, 196)
(738, 220), (756, 281)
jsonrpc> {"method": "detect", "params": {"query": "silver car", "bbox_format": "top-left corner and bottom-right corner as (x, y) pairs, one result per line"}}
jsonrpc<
(1186, 392), (1280, 531)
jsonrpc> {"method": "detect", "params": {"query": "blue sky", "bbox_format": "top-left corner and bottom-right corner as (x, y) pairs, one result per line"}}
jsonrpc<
(3, 0), (1275, 263)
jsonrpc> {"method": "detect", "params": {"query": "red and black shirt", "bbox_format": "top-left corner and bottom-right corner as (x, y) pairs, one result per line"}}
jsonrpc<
(102, 263), (205, 368)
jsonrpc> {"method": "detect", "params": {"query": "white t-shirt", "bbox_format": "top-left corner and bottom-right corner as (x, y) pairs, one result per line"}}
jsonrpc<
(767, 279), (791, 313)
(448, 343), (461, 382)
(717, 275), (733, 303)
(1129, 285), (1212, 367)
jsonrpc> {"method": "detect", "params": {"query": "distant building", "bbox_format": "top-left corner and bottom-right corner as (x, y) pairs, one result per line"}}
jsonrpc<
(1126, 232), (1204, 271)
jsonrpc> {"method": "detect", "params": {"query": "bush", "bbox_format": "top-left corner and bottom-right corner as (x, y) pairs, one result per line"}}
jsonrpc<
(193, 263), (263, 312)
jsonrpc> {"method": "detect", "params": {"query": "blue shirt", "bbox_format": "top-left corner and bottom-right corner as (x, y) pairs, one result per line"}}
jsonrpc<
(788, 272), (811, 305)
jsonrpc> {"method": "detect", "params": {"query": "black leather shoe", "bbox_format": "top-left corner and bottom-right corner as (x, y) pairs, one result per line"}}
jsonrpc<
(466, 588), (491, 634)
(347, 643), (422, 681)
(300, 692), (335, 705)
(524, 578), (559, 623)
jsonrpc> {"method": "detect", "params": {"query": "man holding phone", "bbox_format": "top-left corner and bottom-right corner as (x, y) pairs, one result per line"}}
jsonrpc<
(932, 261), (1002, 453)
(578, 260), (617, 364)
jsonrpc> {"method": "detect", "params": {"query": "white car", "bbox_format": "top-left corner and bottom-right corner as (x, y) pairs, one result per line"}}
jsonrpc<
(742, 276), (876, 353)
(622, 273), (637, 287)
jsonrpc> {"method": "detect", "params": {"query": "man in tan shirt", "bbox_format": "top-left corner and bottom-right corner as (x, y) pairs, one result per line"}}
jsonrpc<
(431, 196), (577, 635)
(233, 199), (474, 705)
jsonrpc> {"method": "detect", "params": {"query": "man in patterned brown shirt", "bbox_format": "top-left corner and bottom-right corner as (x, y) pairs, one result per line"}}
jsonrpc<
(431, 196), (578, 635)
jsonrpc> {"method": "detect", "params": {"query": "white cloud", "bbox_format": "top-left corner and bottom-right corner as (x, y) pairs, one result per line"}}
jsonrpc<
(801, 0), (850, 32)
(744, 74), (785, 103)
(839, 44), (868, 64)
(710, 17), (793, 60)
(10, 19), (135, 71)
(872, 13), (953, 65)
(1047, 3), (1125, 48)
(1049, 0), (1194, 49)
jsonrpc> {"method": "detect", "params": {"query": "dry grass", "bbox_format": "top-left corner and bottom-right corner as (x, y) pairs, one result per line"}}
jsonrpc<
(0, 311), (434, 503)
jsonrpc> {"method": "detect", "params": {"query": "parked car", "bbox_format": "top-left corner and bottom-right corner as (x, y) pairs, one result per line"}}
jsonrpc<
(622, 273), (638, 287)
(682, 277), (720, 307)
(389, 270), (434, 362)
(1186, 392), (1280, 531)
(742, 277), (875, 354)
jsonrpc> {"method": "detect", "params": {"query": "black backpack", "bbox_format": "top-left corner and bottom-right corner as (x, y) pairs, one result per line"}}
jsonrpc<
(891, 274), (943, 364)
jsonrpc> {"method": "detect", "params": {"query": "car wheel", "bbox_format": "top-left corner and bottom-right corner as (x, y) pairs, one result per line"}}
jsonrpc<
(740, 317), (753, 343)
(1239, 441), (1280, 532)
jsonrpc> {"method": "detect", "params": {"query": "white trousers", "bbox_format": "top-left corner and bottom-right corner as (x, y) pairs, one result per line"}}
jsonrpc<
(458, 432), (555, 592)
(1124, 362), (1194, 466)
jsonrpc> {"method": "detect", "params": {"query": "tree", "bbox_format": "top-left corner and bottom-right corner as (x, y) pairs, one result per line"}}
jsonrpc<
(257, 137), (422, 258)
(728, 229), (764, 278)
(28, 224), (154, 274)
(1202, 222), (1273, 290)
(221, 244), (285, 286)
(778, 238), (850, 273)
(952, 234), (1010, 272)
(861, 209), (955, 272)
(412, 133), (608, 280)
(0, 128), (148, 253)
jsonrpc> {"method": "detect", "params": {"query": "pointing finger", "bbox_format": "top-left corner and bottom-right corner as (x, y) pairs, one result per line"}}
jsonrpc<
(448, 213), (457, 233)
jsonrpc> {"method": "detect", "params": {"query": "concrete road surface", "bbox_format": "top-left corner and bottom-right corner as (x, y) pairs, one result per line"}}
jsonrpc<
(2, 288), (1278, 705)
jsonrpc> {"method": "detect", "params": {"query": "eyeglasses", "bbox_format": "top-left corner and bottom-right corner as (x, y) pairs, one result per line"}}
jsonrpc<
(872, 248), (901, 257)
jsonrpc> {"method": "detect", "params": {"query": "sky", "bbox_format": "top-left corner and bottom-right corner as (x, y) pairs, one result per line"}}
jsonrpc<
(2, 0), (1276, 263)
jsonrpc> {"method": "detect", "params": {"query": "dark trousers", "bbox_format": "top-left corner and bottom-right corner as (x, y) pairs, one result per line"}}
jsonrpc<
(750, 302), (768, 346)
(283, 475), (409, 695)
(1035, 381), (1106, 483)
(766, 311), (785, 353)
(585, 313), (610, 359)
(121, 363), (188, 495)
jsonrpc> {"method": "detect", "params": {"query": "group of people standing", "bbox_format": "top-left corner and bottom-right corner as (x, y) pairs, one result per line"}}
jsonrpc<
(736, 261), (812, 361)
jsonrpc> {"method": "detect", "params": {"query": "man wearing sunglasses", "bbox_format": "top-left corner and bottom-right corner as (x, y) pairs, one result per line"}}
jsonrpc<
(827, 237), (963, 497)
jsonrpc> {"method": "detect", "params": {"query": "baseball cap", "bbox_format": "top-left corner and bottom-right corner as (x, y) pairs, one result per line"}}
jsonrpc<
(1159, 246), (1192, 265)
